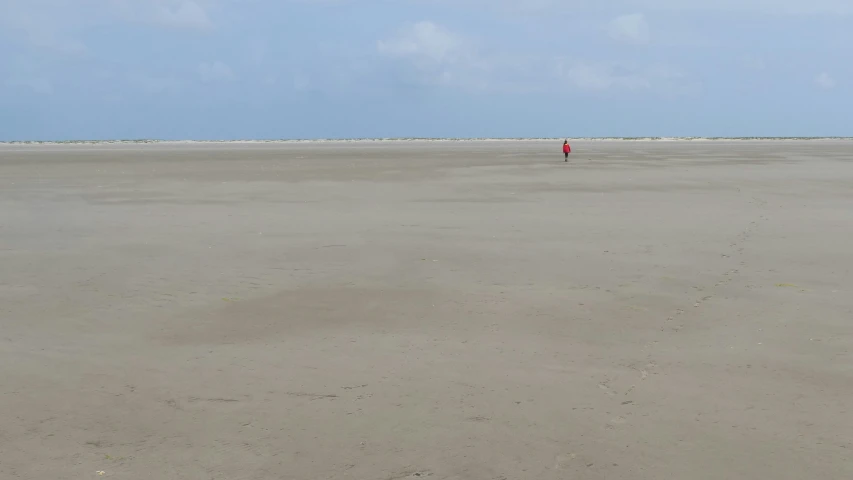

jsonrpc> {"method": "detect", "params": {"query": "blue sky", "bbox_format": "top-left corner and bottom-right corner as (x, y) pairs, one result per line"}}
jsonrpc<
(1, 0), (851, 140)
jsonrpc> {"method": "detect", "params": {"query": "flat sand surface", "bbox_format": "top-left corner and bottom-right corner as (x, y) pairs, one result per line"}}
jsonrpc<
(1, 141), (851, 479)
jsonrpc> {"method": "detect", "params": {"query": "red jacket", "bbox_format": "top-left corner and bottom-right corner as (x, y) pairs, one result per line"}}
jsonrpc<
(562, 143), (571, 153)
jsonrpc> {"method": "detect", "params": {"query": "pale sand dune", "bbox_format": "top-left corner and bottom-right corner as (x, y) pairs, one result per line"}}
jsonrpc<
(1, 141), (851, 479)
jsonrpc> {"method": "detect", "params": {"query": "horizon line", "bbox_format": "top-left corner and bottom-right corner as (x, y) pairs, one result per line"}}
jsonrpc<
(3, 136), (853, 145)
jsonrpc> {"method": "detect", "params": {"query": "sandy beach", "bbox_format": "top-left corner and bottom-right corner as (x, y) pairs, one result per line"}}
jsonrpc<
(1, 140), (851, 479)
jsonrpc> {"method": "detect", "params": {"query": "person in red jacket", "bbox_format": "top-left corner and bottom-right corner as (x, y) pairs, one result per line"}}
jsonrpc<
(562, 140), (571, 161)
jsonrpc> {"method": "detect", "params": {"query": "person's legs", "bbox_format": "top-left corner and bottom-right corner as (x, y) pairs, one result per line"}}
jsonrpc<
(564, 152), (568, 161)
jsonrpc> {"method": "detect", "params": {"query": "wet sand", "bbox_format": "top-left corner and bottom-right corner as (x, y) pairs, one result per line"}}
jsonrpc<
(1, 140), (851, 479)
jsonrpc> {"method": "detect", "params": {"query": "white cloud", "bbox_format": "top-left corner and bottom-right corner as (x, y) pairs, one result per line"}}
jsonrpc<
(378, 21), (484, 89)
(0, 1), (90, 54)
(0, 0), (214, 52)
(378, 21), (471, 66)
(199, 61), (236, 83)
(377, 21), (540, 93)
(815, 72), (836, 89)
(376, 20), (694, 95)
(607, 13), (650, 45)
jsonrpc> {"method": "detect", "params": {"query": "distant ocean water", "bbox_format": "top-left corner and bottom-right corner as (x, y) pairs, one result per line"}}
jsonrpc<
(2, 137), (851, 145)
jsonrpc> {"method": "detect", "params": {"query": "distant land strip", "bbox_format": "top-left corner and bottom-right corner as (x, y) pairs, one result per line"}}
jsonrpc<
(2, 137), (852, 145)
